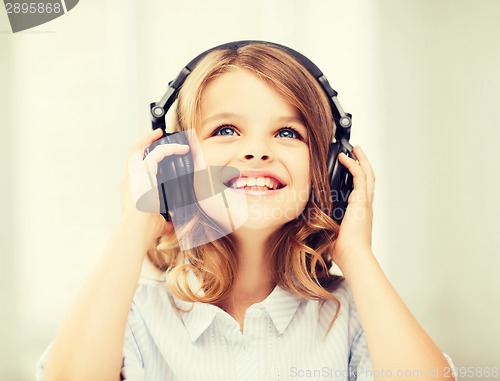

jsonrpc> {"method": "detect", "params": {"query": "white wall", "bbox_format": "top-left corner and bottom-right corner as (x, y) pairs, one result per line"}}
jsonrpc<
(0, 1), (498, 380)
(377, 0), (500, 373)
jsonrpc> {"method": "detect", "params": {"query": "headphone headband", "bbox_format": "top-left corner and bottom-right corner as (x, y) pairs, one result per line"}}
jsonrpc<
(150, 40), (352, 141)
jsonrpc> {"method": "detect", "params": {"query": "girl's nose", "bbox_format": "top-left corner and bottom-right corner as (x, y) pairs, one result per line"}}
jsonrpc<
(241, 135), (273, 161)
(244, 152), (271, 161)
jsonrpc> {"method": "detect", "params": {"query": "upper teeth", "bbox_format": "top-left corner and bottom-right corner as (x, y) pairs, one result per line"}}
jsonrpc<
(231, 177), (281, 190)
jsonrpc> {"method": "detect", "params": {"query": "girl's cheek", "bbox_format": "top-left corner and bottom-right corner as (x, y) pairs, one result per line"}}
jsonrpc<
(191, 143), (210, 171)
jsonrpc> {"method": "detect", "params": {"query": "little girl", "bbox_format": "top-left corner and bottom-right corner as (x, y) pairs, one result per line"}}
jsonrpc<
(37, 41), (455, 381)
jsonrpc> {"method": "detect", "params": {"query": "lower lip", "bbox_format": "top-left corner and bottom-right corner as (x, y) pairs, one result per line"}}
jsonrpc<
(227, 186), (286, 197)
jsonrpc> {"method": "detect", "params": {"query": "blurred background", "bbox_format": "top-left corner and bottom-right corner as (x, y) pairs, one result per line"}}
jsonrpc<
(1, 0), (499, 380)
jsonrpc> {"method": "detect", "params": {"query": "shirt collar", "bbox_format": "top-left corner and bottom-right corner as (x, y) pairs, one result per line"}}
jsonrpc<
(171, 295), (220, 343)
(170, 270), (303, 342)
(167, 269), (218, 343)
(260, 285), (303, 335)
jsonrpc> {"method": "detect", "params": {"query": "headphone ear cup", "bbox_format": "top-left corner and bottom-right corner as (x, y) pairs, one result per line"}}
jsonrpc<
(327, 141), (354, 224)
(145, 132), (197, 222)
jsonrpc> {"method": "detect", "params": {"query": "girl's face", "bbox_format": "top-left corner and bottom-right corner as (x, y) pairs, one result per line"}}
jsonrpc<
(192, 67), (311, 234)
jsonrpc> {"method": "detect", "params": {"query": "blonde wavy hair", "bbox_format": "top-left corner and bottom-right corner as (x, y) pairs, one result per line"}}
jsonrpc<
(147, 43), (344, 329)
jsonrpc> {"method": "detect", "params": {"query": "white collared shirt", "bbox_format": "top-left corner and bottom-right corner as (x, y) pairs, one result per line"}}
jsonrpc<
(120, 277), (373, 381)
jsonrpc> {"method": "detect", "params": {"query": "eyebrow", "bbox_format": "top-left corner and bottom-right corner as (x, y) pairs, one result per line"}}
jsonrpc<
(201, 112), (241, 126)
(201, 113), (305, 127)
(275, 116), (305, 126)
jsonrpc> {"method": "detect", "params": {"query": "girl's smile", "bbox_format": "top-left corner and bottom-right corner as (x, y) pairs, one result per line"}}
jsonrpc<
(224, 170), (286, 197)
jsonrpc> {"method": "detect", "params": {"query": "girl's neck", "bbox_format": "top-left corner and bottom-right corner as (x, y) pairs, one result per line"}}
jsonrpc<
(225, 227), (277, 307)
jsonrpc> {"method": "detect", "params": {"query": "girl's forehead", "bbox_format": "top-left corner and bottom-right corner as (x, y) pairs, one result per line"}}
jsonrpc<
(199, 68), (301, 119)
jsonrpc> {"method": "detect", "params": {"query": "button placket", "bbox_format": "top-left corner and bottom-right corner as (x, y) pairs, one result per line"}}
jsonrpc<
(234, 306), (262, 380)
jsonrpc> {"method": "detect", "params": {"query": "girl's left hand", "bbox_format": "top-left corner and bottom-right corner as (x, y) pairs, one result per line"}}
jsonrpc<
(331, 146), (376, 271)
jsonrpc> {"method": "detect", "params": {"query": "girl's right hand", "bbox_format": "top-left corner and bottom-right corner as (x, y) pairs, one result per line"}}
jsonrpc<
(120, 129), (190, 243)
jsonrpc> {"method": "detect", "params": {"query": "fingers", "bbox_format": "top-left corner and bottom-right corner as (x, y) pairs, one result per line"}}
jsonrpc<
(128, 129), (190, 177)
(339, 146), (375, 203)
(339, 149), (365, 192)
(126, 131), (190, 215)
(352, 146), (375, 199)
(143, 143), (190, 175)
(128, 128), (164, 156)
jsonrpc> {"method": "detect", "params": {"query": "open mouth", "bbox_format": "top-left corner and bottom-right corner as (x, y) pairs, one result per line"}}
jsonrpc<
(224, 176), (286, 191)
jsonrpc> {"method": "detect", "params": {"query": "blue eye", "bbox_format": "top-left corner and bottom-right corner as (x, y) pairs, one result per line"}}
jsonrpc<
(213, 125), (237, 136)
(277, 127), (302, 139)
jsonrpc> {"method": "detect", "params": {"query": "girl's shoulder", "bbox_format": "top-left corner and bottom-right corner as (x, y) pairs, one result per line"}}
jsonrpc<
(132, 277), (172, 313)
(317, 277), (364, 330)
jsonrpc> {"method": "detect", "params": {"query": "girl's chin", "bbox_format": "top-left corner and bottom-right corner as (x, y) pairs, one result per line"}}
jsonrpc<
(201, 207), (302, 236)
(233, 219), (285, 232)
(195, 186), (307, 236)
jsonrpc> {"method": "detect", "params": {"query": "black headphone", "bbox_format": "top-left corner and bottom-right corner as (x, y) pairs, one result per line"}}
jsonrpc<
(145, 40), (354, 225)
